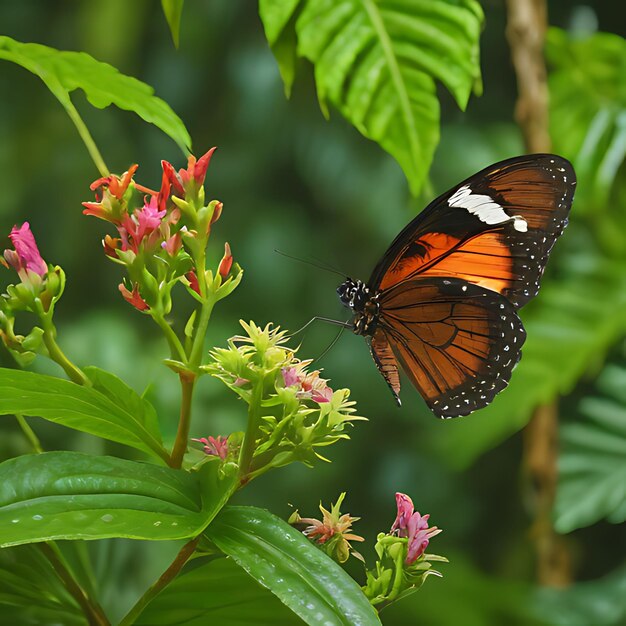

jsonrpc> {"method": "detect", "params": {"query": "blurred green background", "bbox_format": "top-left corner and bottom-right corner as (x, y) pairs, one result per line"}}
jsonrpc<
(1, 1), (625, 624)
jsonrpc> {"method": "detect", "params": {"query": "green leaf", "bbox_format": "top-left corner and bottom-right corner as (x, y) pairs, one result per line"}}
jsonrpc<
(0, 452), (236, 547)
(433, 245), (626, 468)
(134, 557), (298, 625)
(554, 362), (626, 533)
(534, 564), (626, 626)
(84, 366), (162, 444)
(0, 35), (191, 153)
(161, 0), (184, 48)
(206, 506), (381, 626)
(548, 28), (626, 213)
(0, 368), (169, 463)
(0, 544), (86, 625)
(259, 0), (484, 195)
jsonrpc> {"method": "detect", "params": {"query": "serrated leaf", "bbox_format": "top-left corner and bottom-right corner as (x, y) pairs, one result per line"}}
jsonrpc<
(0, 368), (169, 463)
(259, 0), (483, 195)
(206, 506), (381, 626)
(554, 363), (626, 533)
(0, 35), (191, 153)
(134, 557), (298, 625)
(161, 0), (184, 48)
(0, 452), (236, 547)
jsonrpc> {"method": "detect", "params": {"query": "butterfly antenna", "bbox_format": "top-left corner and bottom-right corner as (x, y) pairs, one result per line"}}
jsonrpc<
(314, 325), (346, 364)
(274, 249), (347, 278)
(292, 316), (352, 336)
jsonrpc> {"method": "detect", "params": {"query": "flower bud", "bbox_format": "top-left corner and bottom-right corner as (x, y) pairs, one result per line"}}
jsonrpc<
(218, 242), (233, 279)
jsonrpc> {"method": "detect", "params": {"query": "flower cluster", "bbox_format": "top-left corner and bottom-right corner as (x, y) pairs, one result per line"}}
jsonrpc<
(289, 493), (364, 564)
(205, 321), (364, 479)
(82, 149), (241, 316)
(0, 222), (64, 364)
(362, 493), (447, 608)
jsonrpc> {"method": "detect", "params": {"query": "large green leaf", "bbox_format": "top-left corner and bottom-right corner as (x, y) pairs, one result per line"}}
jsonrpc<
(0, 368), (169, 463)
(0, 35), (191, 153)
(433, 246), (626, 468)
(0, 544), (86, 625)
(259, 0), (484, 195)
(134, 557), (299, 625)
(206, 506), (381, 626)
(548, 28), (626, 217)
(0, 452), (236, 547)
(554, 362), (626, 533)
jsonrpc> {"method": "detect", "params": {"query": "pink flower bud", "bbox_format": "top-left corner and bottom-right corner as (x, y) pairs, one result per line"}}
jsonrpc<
(192, 435), (228, 460)
(5, 222), (48, 277)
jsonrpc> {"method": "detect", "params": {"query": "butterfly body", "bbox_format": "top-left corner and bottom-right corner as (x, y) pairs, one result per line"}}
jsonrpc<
(338, 154), (576, 419)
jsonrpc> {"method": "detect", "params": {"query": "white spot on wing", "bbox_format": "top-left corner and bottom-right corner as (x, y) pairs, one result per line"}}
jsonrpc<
(448, 185), (527, 232)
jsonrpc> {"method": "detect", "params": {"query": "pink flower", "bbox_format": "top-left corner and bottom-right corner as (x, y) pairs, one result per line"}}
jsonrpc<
(390, 492), (442, 564)
(4, 222), (48, 278)
(311, 386), (333, 403)
(192, 435), (228, 460)
(282, 367), (299, 387)
(119, 197), (167, 253)
(119, 283), (149, 311)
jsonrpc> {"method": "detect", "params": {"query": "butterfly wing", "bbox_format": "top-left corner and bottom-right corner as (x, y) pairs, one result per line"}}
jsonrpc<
(375, 278), (526, 418)
(369, 154), (576, 308)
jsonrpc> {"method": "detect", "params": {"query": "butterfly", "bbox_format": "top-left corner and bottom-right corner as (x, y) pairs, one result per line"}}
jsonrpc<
(337, 154), (576, 418)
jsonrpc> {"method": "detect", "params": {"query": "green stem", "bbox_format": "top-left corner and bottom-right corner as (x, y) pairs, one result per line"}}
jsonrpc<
(41, 320), (89, 386)
(188, 248), (215, 369)
(152, 313), (187, 362)
(15, 414), (43, 453)
(61, 97), (109, 178)
(118, 537), (200, 626)
(169, 376), (196, 468)
(39, 542), (110, 626)
(238, 381), (265, 482)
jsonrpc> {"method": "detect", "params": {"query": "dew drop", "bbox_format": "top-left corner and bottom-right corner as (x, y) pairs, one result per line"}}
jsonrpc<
(32, 514), (43, 521)
(153, 521), (162, 527)
(100, 514), (114, 523)
(11, 519), (19, 524)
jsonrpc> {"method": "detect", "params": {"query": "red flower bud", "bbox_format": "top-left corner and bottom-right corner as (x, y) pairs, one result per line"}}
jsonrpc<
(185, 271), (201, 295)
(119, 283), (149, 311)
(218, 242), (233, 279)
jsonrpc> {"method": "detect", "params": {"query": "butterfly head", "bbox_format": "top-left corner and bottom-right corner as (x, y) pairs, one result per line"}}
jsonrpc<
(337, 278), (366, 309)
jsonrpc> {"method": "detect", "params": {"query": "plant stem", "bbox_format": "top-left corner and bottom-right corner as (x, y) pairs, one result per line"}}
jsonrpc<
(15, 414), (43, 453)
(61, 97), (109, 178)
(39, 542), (110, 626)
(169, 376), (196, 468)
(152, 313), (187, 363)
(41, 323), (90, 386)
(118, 537), (200, 626)
(238, 381), (264, 483)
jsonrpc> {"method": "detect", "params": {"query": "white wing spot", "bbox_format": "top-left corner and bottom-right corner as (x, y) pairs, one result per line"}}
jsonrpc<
(448, 185), (528, 232)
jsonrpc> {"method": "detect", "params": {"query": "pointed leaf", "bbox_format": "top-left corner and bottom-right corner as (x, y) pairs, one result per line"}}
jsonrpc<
(0, 35), (191, 153)
(206, 506), (381, 626)
(0, 368), (169, 463)
(161, 0), (184, 48)
(0, 452), (237, 547)
(134, 557), (297, 625)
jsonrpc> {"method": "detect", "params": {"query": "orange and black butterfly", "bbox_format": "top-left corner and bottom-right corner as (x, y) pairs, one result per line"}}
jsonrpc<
(337, 154), (576, 418)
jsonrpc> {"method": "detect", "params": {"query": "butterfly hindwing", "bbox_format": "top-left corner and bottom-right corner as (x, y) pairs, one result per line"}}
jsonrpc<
(377, 278), (526, 418)
(369, 154), (576, 308)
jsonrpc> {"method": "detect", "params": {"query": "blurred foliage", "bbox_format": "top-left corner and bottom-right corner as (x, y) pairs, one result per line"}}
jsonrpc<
(0, 1), (624, 625)
(555, 355), (626, 533)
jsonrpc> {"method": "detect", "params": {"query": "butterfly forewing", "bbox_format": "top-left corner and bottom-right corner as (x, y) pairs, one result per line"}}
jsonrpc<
(369, 154), (575, 308)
